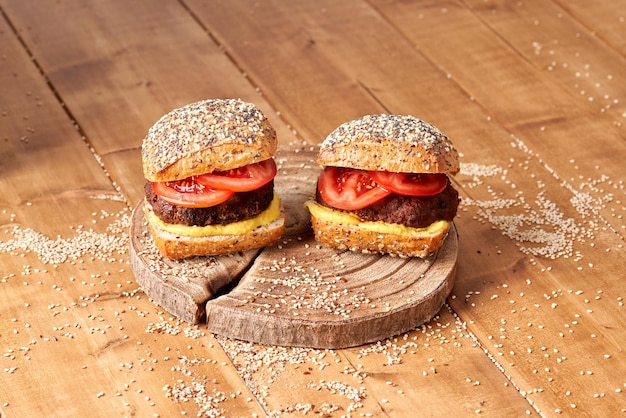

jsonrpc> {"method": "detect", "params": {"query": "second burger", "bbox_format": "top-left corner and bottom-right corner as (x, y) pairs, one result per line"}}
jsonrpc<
(142, 98), (285, 260)
(305, 114), (460, 258)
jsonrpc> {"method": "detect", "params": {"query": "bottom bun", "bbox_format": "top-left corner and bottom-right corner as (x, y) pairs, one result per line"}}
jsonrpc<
(145, 201), (285, 260)
(309, 212), (451, 258)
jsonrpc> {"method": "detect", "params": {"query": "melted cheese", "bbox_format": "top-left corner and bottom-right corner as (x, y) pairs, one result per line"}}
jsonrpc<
(149, 193), (281, 237)
(304, 200), (449, 236)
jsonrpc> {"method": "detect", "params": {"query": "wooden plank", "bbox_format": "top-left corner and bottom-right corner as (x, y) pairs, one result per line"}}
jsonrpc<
(0, 0), (297, 206)
(460, 0), (626, 132)
(554, 0), (626, 55)
(217, 306), (537, 417)
(0, 10), (266, 418)
(365, 0), (626, 170)
(188, 0), (398, 141)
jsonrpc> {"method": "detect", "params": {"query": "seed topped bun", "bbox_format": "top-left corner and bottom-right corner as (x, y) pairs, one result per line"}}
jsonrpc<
(307, 114), (460, 258)
(142, 98), (278, 182)
(141, 98), (284, 260)
(317, 114), (459, 175)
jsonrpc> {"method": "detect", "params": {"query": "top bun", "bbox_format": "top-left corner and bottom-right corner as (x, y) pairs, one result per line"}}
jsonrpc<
(142, 99), (277, 182)
(317, 114), (459, 175)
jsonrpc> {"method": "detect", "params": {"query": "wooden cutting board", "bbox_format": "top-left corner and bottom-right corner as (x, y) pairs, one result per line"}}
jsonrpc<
(130, 146), (457, 348)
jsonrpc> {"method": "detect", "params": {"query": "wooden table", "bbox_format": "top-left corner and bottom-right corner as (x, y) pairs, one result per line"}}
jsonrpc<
(1, 1), (625, 416)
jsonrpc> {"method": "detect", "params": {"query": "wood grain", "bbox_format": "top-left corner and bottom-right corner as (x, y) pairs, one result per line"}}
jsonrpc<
(207, 224), (456, 348)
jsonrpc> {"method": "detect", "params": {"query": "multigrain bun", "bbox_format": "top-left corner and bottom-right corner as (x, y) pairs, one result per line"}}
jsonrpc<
(308, 114), (460, 258)
(144, 201), (285, 259)
(309, 212), (449, 259)
(142, 99), (277, 182)
(317, 114), (459, 175)
(141, 99), (284, 259)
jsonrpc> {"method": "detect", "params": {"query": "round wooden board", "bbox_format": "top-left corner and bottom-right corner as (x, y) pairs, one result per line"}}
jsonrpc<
(206, 223), (457, 349)
(130, 146), (458, 348)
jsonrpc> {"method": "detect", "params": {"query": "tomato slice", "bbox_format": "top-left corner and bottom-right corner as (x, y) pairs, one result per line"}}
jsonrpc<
(195, 159), (277, 192)
(317, 166), (391, 210)
(368, 171), (448, 196)
(151, 159), (277, 209)
(152, 180), (234, 208)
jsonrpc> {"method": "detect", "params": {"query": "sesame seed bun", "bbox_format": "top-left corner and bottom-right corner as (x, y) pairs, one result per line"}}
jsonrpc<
(309, 114), (459, 258)
(317, 114), (459, 175)
(141, 98), (285, 259)
(309, 211), (451, 258)
(142, 98), (277, 182)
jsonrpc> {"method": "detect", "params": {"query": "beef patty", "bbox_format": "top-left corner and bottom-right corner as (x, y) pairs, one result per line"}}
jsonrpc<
(317, 181), (459, 228)
(146, 180), (274, 227)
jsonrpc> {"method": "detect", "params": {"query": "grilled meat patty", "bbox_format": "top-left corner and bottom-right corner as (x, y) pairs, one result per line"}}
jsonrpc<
(145, 180), (274, 227)
(317, 181), (459, 228)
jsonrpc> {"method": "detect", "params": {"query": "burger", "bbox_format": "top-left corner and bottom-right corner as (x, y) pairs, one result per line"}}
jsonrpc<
(304, 114), (460, 258)
(142, 98), (285, 260)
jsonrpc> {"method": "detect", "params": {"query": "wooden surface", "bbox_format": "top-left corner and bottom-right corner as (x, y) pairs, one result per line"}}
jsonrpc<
(1, 0), (625, 416)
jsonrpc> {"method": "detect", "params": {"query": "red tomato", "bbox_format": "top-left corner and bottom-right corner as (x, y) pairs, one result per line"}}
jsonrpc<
(195, 159), (277, 192)
(151, 159), (277, 209)
(368, 171), (448, 196)
(152, 180), (234, 208)
(317, 166), (391, 210)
